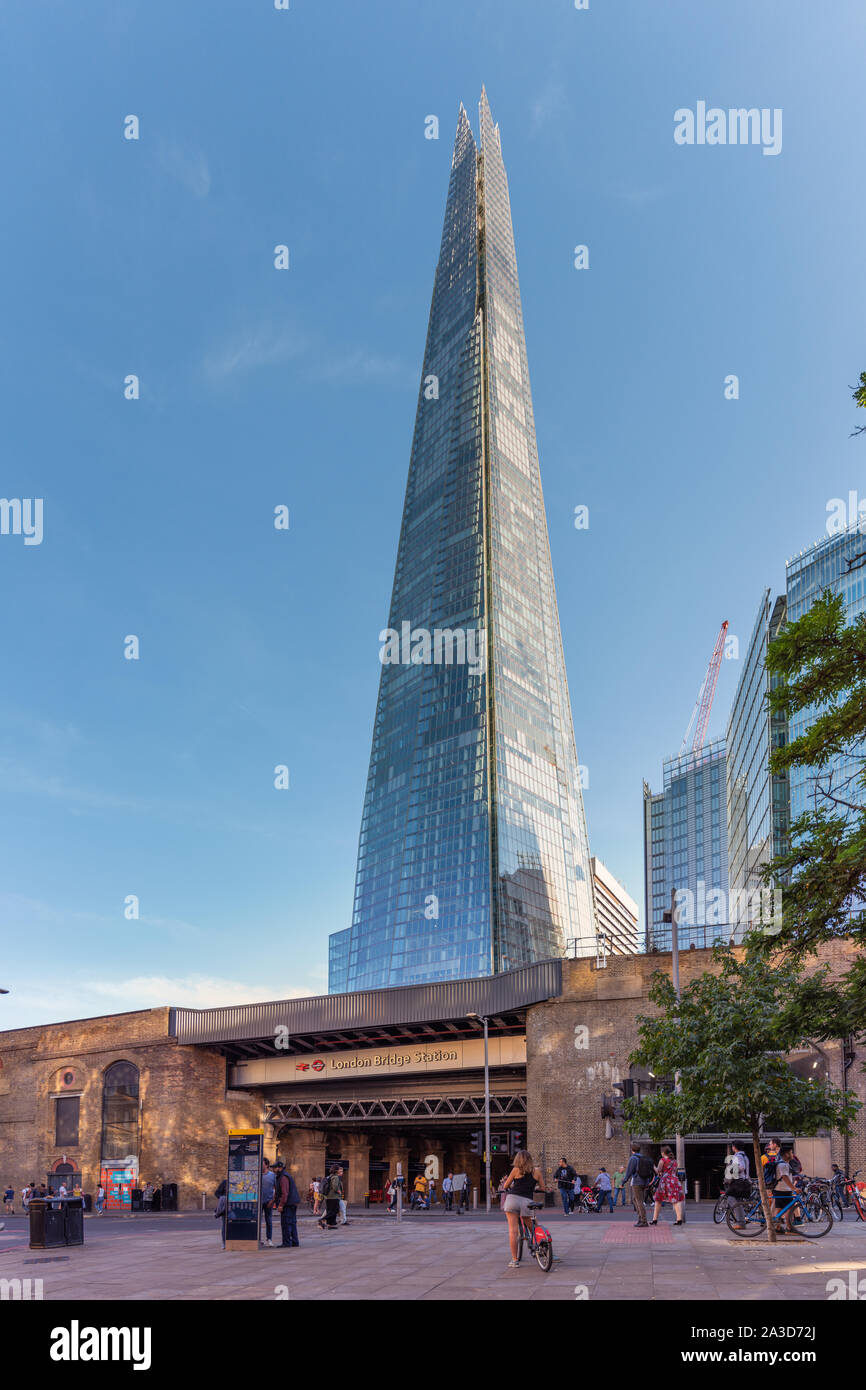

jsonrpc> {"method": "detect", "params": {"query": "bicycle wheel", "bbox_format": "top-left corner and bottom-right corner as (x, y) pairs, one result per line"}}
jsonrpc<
(535, 1238), (553, 1272)
(713, 1195), (728, 1224)
(852, 1191), (866, 1222)
(830, 1194), (844, 1222)
(790, 1200), (833, 1238)
(725, 1203), (764, 1237)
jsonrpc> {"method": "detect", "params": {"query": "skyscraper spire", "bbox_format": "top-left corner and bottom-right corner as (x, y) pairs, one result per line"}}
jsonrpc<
(329, 98), (595, 993)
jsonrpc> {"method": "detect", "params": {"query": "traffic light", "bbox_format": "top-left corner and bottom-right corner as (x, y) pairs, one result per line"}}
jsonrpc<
(509, 1129), (525, 1155)
(469, 1130), (483, 1155)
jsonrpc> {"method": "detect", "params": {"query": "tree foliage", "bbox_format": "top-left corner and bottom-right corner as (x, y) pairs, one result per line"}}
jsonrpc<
(622, 944), (860, 1241)
(759, 590), (866, 1028)
(852, 369), (866, 437)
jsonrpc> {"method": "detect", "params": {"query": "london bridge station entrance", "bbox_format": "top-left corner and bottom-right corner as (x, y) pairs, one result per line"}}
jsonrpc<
(170, 964), (561, 1205)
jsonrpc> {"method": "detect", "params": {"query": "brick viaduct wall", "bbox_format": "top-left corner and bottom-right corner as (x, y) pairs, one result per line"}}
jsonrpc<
(526, 940), (866, 1188)
(0, 1009), (260, 1211)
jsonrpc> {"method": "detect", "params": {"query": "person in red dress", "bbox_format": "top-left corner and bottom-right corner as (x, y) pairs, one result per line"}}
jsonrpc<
(650, 1145), (685, 1226)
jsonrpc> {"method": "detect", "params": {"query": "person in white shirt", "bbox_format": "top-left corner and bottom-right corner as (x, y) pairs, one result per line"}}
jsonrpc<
(442, 1173), (454, 1211)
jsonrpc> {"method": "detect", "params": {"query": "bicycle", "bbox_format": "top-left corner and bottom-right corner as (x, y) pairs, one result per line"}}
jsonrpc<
(516, 1201), (554, 1271)
(715, 1178), (760, 1224)
(795, 1174), (843, 1223)
(726, 1185), (833, 1238)
(832, 1170), (866, 1221)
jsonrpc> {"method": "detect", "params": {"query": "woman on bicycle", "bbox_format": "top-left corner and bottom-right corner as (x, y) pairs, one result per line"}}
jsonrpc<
(501, 1150), (546, 1268)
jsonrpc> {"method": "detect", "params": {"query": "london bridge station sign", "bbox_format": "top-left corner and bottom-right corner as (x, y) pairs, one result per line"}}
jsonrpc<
(228, 1035), (527, 1088)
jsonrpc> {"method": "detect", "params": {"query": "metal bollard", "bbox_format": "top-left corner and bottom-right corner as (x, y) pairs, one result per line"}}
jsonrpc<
(472, 1187), (478, 1209)
(694, 1182), (701, 1204)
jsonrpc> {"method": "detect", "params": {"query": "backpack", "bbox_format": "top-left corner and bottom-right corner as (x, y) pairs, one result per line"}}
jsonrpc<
(763, 1159), (778, 1187)
(322, 1174), (340, 1199)
(788, 1155), (802, 1177)
(637, 1155), (655, 1182)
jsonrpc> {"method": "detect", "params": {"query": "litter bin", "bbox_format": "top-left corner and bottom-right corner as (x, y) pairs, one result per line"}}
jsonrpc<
(66, 1197), (84, 1246)
(29, 1198), (65, 1249)
(82, 1192), (93, 1213)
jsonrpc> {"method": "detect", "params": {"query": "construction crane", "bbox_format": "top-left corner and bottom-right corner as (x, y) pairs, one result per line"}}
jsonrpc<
(679, 620), (728, 755)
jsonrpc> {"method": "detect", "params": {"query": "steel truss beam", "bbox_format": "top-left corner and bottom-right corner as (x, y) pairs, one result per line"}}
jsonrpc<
(265, 1093), (527, 1126)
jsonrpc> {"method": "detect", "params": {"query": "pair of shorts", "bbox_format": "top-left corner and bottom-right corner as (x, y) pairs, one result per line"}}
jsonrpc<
(503, 1193), (534, 1215)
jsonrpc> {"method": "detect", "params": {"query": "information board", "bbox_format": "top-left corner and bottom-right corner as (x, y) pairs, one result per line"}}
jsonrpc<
(225, 1129), (263, 1251)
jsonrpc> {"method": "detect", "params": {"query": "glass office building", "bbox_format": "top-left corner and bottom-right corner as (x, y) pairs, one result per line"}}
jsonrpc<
(329, 93), (595, 993)
(726, 590), (789, 932)
(786, 520), (866, 823)
(643, 739), (729, 951)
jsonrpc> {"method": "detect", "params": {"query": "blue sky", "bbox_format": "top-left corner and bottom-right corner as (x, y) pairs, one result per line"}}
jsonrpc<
(1, 0), (864, 1027)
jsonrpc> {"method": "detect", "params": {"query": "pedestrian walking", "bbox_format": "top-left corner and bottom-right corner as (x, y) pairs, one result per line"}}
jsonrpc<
(624, 1143), (653, 1227)
(22, 1183), (33, 1213)
(3, 1184), (14, 1214)
(723, 1142), (751, 1230)
(273, 1159), (300, 1247)
(594, 1167), (615, 1213)
(613, 1165), (627, 1207)
(650, 1146), (685, 1226)
(554, 1157), (577, 1215)
(95, 1183), (106, 1215)
(428, 1177), (437, 1207)
(261, 1157), (276, 1246)
(318, 1165), (343, 1229)
(312, 1177), (321, 1216)
(442, 1173), (454, 1211)
(142, 1181), (154, 1212)
(385, 1178), (396, 1213)
(337, 1167), (349, 1225)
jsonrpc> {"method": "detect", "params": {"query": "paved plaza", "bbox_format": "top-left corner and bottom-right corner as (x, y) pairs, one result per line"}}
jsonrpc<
(2, 1208), (865, 1301)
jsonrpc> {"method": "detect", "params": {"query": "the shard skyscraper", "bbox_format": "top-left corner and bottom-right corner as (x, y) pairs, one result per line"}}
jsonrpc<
(329, 92), (595, 992)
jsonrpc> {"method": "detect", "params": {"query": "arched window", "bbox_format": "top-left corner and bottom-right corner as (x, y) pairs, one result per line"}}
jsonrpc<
(101, 1061), (140, 1161)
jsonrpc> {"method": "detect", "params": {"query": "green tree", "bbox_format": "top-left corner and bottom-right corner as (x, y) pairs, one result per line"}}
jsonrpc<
(622, 944), (860, 1243)
(852, 369), (866, 437)
(760, 589), (866, 1030)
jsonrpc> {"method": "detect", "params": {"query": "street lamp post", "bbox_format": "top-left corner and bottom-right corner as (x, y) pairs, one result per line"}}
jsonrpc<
(468, 1012), (492, 1213)
(667, 888), (685, 1177)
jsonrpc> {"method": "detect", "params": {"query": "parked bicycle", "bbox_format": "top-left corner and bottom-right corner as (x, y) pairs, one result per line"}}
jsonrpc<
(726, 1184), (833, 1238)
(830, 1169), (866, 1221)
(714, 1178), (759, 1224)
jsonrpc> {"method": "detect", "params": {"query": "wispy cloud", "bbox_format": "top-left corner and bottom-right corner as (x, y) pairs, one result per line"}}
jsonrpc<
(0, 975), (309, 1029)
(309, 349), (416, 387)
(82, 974), (293, 1009)
(203, 325), (307, 380)
(203, 324), (414, 388)
(158, 141), (211, 199)
(609, 183), (666, 206)
(529, 75), (569, 136)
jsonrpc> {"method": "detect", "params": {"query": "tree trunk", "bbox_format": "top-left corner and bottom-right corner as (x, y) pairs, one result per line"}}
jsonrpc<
(751, 1124), (777, 1244)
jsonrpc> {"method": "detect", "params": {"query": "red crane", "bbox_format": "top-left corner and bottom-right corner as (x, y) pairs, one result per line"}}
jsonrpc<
(679, 621), (729, 755)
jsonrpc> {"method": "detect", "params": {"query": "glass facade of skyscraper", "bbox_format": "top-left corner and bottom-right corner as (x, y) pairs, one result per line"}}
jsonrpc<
(726, 591), (789, 931)
(330, 94), (595, 993)
(643, 739), (729, 950)
(786, 519), (866, 823)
